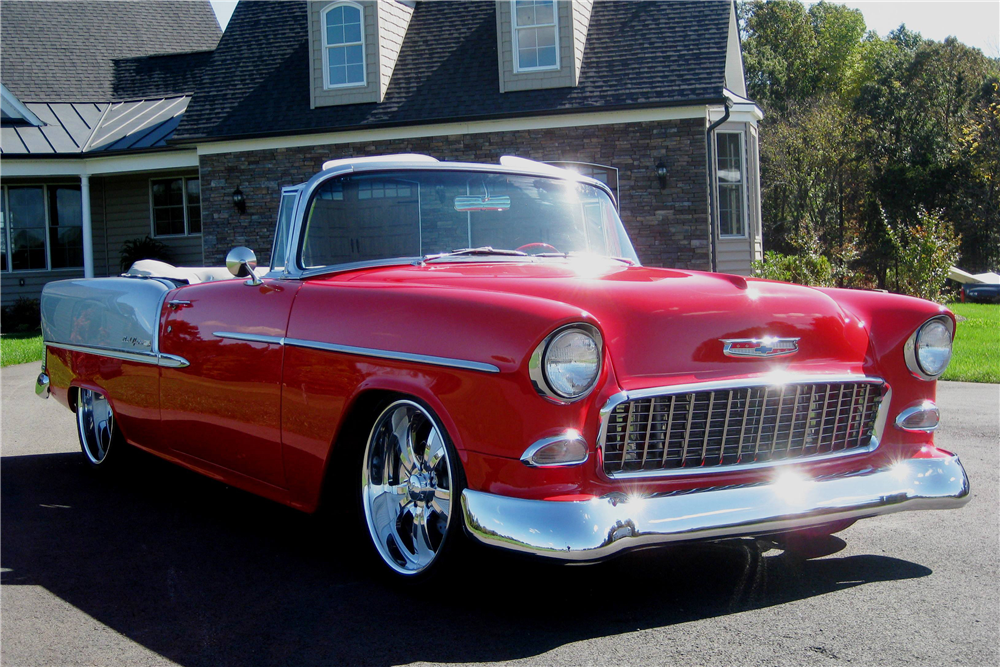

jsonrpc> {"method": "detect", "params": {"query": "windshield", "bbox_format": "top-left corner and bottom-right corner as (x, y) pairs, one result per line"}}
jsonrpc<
(298, 170), (639, 270)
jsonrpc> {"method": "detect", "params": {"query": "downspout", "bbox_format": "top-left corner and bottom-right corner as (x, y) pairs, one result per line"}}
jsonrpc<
(706, 101), (731, 273)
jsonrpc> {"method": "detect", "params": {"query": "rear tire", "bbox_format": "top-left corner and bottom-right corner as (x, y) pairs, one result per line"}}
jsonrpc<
(360, 399), (466, 580)
(76, 388), (125, 470)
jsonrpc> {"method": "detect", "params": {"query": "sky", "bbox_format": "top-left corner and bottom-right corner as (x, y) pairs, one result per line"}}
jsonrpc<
(209, 1), (999, 58)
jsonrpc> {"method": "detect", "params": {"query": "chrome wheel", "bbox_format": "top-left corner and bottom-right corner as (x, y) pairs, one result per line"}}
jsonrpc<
(362, 400), (454, 576)
(77, 388), (115, 465)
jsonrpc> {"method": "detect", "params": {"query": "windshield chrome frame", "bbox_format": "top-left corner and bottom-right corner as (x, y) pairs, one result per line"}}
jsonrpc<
(271, 160), (627, 280)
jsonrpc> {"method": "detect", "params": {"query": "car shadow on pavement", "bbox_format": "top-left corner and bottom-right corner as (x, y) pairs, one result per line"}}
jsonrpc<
(1, 448), (933, 667)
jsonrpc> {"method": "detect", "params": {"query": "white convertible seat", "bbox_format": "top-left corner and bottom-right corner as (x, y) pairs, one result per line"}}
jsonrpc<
(125, 259), (237, 284)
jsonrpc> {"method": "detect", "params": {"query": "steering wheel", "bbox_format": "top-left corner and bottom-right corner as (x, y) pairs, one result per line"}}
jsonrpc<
(516, 242), (559, 256)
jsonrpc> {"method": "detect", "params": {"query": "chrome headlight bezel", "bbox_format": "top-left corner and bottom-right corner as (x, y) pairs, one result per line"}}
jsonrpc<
(529, 323), (603, 403)
(903, 315), (954, 380)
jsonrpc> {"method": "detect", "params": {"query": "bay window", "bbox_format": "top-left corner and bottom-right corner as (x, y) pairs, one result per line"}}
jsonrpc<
(716, 132), (747, 237)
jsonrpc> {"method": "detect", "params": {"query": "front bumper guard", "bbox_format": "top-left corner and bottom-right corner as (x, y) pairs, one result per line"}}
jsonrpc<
(461, 455), (970, 561)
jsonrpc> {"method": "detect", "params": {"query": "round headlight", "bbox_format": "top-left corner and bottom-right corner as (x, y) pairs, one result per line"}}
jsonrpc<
(543, 328), (601, 399)
(915, 318), (953, 377)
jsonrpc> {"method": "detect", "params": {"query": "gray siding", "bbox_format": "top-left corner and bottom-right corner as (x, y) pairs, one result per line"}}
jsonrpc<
(377, 0), (415, 100)
(496, 0), (576, 93)
(572, 0), (593, 85)
(724, 1), (747, 96)
(309, 0), (382, 108)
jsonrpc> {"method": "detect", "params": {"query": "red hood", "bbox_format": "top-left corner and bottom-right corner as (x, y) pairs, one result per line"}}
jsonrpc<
(328, 261), (871, 390)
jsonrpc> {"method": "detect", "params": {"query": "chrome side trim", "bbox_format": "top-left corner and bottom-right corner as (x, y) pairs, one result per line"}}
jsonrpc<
(461, 454), (971, 561)
(213, 331), (286, 345)
(520, 431), (589, 467)
(285, 338), (501, 373)
(597, 374), (890, 480)
(46, 341), (190, 368)
(895, 400), (940, 433)
(157, 354), (192, 368)
(903, 315), (954, 381)
(211, 331), (500, 373)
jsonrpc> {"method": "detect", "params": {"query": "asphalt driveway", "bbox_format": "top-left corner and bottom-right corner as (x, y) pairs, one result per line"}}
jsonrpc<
(2, 361), (997, 667)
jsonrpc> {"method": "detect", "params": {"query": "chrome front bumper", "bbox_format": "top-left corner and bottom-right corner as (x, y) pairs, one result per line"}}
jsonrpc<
(460, 455), (970, 561)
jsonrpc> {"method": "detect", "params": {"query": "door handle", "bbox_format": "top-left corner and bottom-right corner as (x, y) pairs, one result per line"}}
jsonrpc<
(167, 300), (192, 309)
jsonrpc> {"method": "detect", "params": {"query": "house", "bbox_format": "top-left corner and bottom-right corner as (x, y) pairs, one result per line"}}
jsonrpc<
(174, 0), (763, 275)
(1, 0), (763, 306)
(0, 0), (221, 305)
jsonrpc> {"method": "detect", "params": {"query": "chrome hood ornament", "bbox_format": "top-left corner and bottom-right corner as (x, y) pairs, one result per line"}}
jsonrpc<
(721, 337), (800, 358)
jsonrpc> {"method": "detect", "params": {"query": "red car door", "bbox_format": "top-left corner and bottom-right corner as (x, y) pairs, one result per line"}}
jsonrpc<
(158, 279), (299, 488)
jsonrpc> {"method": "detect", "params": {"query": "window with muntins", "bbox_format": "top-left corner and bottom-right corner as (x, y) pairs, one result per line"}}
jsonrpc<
(151, 177), (201, 237)
(716, 132), (747, 237)
(1, 184), (83, 272)
(323, 3), (365, 88)
(513, 0), (559, 71)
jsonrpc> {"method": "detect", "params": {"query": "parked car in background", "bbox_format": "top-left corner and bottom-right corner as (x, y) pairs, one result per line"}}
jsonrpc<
(963, 283), (1000, 304)
(36, 155), (970, 579)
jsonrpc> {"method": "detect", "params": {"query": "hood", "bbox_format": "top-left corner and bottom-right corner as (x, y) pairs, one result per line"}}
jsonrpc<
(331, 261), (871, 390)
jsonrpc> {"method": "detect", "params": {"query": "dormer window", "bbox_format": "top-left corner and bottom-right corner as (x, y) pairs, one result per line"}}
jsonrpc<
(323, 2), (366, 88)
(513, 0), (559, 72)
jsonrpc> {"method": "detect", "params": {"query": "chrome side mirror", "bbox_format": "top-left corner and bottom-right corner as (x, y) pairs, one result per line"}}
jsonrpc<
(226, 247), (262, 286)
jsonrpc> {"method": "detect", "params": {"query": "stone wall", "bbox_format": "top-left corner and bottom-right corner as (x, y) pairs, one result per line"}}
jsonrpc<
(198, 117), (711, 268)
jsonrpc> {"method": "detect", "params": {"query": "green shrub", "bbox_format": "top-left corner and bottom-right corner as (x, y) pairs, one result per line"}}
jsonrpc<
(120, 236), (171, 273)
(886, 208), (961, 302)
(1, 296), (41, 334)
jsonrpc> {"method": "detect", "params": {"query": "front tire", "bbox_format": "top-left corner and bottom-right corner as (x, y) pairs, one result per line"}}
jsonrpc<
(76, 388), (123, 469)
(360, 399), (464, 578)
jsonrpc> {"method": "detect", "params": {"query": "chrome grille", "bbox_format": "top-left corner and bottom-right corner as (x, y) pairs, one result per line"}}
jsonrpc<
(602, 379), (886, 477)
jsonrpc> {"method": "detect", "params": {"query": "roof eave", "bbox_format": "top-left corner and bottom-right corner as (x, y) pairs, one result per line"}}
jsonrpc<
(169, 96), (731, 146)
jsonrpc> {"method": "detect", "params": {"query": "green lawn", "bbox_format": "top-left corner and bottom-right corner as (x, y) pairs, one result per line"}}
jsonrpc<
(0, 332), (44, 368)
(943, 303), (999, 384)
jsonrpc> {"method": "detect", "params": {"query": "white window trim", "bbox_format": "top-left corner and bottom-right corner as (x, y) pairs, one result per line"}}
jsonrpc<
(322, 1), (367, 90)
(149, 176), (201, 239)
(716, 130), (750, 239)
(512, 0), (561, 73)
(2, 183), (85, 274)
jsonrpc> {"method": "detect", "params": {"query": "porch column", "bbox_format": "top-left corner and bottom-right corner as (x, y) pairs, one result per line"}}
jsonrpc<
(80, 175), (93, 278)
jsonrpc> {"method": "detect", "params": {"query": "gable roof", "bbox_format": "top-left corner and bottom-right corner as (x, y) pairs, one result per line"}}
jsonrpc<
(0, 0), (221, 103)
(174, 0), (732, 143)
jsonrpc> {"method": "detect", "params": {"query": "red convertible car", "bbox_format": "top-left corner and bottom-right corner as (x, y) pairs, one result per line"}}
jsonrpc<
(37, 155), (969, 578)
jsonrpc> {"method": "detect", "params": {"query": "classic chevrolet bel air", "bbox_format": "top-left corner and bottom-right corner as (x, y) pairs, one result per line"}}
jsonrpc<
(37, 155), (970, 578)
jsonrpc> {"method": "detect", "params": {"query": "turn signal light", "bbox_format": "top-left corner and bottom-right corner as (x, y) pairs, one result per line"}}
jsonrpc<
(895, 401), (940, 432)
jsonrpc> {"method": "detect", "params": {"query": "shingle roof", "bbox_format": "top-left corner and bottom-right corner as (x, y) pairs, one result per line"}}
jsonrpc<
(174, 0), (731, 142)
(112, 51), (216, 100)
(0, 0), (221, 103)
(1, 96), (191, 156)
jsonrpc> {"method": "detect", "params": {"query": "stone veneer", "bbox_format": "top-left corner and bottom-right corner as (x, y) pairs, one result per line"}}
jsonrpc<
(198, 118), (711, 269)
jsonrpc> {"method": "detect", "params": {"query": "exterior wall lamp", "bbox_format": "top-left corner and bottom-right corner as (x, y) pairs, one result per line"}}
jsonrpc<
(655, 162), (668, 188)
(232, 186), (247, 215)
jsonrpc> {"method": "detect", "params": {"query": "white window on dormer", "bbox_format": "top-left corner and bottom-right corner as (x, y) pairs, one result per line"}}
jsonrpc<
(513, 0), (559, 72)
(323, 2), (365, 89)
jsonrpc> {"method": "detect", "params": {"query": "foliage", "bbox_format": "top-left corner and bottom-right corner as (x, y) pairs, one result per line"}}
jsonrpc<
(740, 0), (1000, 291)
(0, 332), (44, 367)
(120, 236), (171, 273)
(885, 208), (961, 301)
(942, 303), (1000, 384)
(1, 297), (41, 334)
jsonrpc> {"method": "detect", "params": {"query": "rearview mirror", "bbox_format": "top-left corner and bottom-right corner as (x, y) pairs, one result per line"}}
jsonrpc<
(226, 247), (263, 286)
(454, 195), (511, 212)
